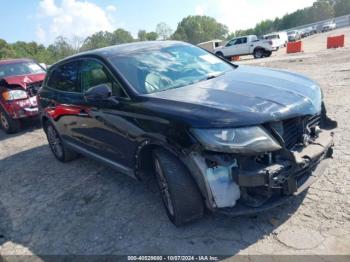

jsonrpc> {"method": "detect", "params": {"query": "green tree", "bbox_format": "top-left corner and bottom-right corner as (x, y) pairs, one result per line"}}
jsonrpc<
(172, 15), (228, 44)
(81, 31), (114, 51)
(138, 30), (148, 41)
(228, 0), (338, 38)
(112, 28), (134, 44)
(46, 36), (75, 64)
(138, 30), (158, 41)
(11, 41), (47, 59)
(253, 19), (276, 36)
(0, 39), (15, 59)
(156, 22), (172, 40)
(334, 0), (350, 16)
(145, 32), (158, 40)
(308, 0), (334, 22)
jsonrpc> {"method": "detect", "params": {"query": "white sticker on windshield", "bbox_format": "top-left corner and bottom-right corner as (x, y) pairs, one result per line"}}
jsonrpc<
(200, 54), (221, 64)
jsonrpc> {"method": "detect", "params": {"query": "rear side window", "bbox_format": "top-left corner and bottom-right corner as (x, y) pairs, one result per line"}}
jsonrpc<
(47, 61), (79, 92)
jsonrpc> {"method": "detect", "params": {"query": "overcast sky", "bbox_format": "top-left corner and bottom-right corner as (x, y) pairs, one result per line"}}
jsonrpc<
(0, 0), (315, 45)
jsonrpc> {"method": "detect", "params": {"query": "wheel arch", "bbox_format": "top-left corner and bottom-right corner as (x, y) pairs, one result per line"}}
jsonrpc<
(134, 139), (211, 208)
(253, 46), (265, 52)
(134, 140), (183, 181)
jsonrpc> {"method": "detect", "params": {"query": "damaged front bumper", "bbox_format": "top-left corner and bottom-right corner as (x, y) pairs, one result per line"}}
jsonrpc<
(4, 96), (39, 119)
(188, 130), (334, 216)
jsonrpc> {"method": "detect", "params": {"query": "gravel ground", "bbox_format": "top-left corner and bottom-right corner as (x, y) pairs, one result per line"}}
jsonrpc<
(0, 28), (349, 258)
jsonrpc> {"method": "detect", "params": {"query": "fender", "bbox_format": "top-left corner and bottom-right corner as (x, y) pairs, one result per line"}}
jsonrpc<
(134, 137), (184, 179)
(253, 46), (266, 51)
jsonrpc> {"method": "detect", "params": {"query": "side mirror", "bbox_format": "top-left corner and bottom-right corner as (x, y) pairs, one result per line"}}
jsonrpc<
(84, 84), (111, 103)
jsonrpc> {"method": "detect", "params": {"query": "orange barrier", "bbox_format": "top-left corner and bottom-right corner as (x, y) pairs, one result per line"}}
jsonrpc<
(231, 56), (240, 61)
(286, 41), (303, 54)
(327, 35), (345, 49)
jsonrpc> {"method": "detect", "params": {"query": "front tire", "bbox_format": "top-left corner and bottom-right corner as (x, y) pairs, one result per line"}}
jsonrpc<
(0, 108), (21, 134)
(153, 149), (204, 226)
(45, 123), (79, 162)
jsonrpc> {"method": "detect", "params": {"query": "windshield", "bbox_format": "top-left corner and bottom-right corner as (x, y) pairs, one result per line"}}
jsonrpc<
(265, 35), (278, 40)
(109, 45), (234, 94)
(0, 61), (45, 78)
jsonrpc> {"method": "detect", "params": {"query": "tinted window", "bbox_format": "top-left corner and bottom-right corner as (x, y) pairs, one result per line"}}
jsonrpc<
(226, 39), (237, 46)
(80, 59), (126, 97)
(48, 61), (79, 92)
(234, 39), (241, 45)
(240, 38), (247, 44)
(230, 38), (246, 45)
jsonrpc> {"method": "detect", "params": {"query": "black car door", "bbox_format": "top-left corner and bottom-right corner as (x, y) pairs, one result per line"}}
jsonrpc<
(43, 60), (84, 141)
(72, 58), (140, 173)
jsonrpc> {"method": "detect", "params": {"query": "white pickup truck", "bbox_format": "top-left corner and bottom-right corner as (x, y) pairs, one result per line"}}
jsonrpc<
(214, 35), (274, 59)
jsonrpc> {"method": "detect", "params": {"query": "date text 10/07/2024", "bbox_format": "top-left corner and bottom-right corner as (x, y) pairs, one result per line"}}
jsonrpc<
(127, 256), (219, 261)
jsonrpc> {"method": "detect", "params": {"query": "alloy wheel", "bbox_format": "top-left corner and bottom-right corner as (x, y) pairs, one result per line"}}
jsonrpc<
(47, 125), (64, 159)
(255, 50), (263, 58)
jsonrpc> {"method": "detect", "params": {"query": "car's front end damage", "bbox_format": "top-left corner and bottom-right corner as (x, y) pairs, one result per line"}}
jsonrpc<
(145, 63), (336, 215)
(0, 75), (44, 119)
(187, 113), (334, 215)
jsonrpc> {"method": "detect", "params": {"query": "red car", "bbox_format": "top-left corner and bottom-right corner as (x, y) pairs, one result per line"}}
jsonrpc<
(0, 59), (46, 133)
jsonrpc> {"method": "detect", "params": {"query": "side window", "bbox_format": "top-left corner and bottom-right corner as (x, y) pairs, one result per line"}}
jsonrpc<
(226, 39), (236, 47)
(47, 61), (79, 92)
(79, 59), (126, 98)
(235, 38), (242, 45)
(241, 37), (247, 44)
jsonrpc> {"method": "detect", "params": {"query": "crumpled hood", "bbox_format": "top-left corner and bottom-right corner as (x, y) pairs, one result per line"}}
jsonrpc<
(144, 65), (322, 128)
(1, 73), (45, 89)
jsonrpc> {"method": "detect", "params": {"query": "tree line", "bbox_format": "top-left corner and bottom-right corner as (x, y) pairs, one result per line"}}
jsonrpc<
(229, 0), (350, 38)
(0, 0), (349, 65)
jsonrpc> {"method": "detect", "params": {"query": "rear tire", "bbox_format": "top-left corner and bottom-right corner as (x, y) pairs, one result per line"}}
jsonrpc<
(253, 48), (264, 59)
(264, 51), (272, 57)
(215, 51), (224, 58)
(153, 149), (204, 226)
(0, 108), (21, 134)
(45, 122), (79, 162)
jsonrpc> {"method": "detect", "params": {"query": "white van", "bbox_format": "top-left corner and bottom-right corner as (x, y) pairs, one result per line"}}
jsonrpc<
(197, 40), (223, 53)
(263, 32), (288, 50)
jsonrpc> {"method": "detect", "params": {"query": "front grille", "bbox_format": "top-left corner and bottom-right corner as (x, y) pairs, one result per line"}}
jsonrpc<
(282, 118), (303, 149)
(272, 114), (321, 149)
(26, 81), (43, 97)
(306, 114), (321, 128)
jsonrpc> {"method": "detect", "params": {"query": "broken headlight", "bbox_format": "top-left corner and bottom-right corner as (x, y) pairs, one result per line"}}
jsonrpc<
(191, 126), (281, 154)
(2, 90), (28, 101)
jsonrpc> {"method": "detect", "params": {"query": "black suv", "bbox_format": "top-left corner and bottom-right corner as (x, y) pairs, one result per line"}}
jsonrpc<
(38, 41), (335, 226)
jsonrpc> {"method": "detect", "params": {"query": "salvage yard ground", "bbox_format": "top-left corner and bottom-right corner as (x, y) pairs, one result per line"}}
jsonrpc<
(0, 27), (350, 257)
